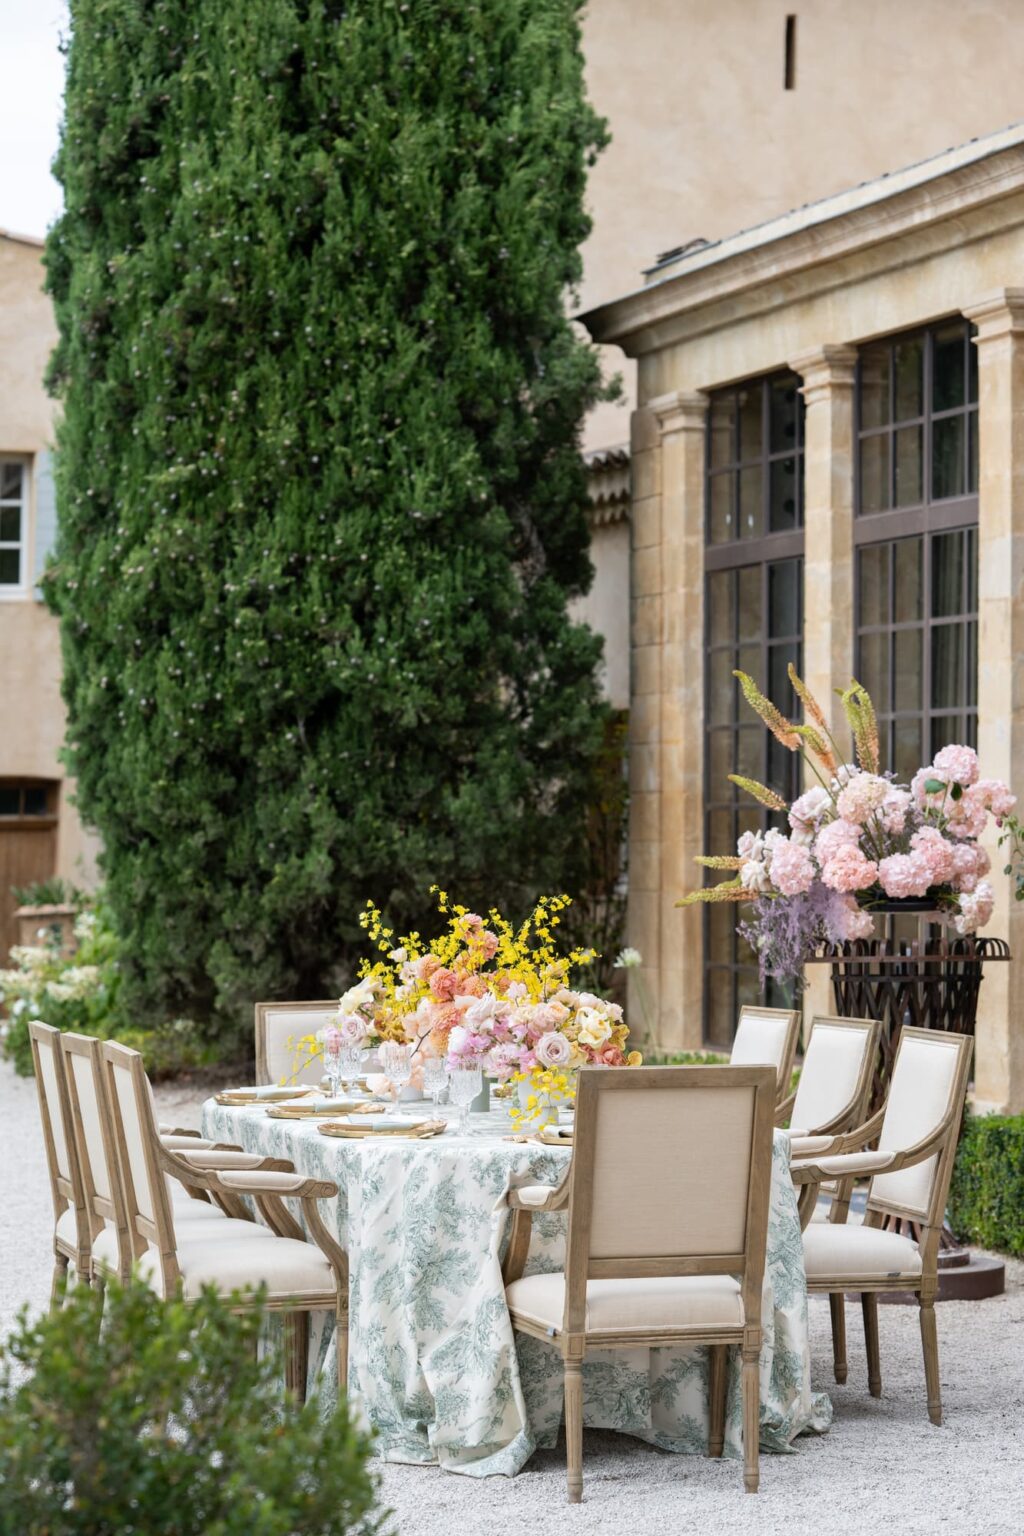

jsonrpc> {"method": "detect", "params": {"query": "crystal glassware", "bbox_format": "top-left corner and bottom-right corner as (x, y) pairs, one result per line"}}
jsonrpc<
(322, 1041), (344, 1099)
(379, 1040), (412, 1110)
(448, 1062), (483, 1134)
(337, 1045), (366, 1097)
(421, 1055), (448, 1110)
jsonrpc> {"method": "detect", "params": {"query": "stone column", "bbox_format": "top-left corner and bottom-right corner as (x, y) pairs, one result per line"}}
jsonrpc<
(627, 391), (707, 1053)
(789, 345), (858, 1037)
(962, 290), (1024, 1113)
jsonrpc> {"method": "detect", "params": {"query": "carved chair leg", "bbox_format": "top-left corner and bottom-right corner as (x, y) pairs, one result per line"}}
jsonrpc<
(284, 1311), (309, 1402)
(862, 1293), (881, 1397)
(564, 1360), (584, 1504)
(50, 1251), (69, 1314)
(919, 1297), (942, 1426)
(741, 1346), (760, 1493)
(829, 1293), (848, 1384)
(707, 1345), (727, 1457)
(335, 1292), (349, 1398)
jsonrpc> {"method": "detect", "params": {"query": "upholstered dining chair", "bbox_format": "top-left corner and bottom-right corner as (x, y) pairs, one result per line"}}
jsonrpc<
(775, 1014), (879, 1139)
(789, 1027), (972, 1424)
(730, 1005), (800, 1102)
(29, 1021), (91, 1309)
(502, 1064), (777, 1502)
(101, 1040), (351, 1397)
(254, 999), (340, 1087)
(61, 1031), (255, 1286)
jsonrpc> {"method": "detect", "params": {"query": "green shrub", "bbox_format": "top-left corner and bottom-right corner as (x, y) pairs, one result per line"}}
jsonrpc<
(0, 1279), (386, 1536)
(45, 0), (613, 1049)
(644, 1050), (730, 1066)
(0, 895), (223, 1077)
(10, 876), (83, 908)
(950, 1110), (1024, 1257)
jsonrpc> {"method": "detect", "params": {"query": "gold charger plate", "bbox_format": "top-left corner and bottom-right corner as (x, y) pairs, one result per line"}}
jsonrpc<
(267, 1100), (379, 1120)
(536, 1124), (574, 1146)
(318, 1119), (447, 1141)
(215, 1088), (311, 1106)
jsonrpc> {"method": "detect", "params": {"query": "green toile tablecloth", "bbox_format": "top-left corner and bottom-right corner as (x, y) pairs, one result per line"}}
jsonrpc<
(200, 1100), (831, 1476)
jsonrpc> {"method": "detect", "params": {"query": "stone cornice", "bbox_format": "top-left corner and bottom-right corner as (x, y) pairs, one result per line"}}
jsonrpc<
(584, 445), (631, 526)
(648, 390), (709, 436)
(790, 344), (859, 404)
(580, 144), (1024, 358)
(963, 287), (1024, 341)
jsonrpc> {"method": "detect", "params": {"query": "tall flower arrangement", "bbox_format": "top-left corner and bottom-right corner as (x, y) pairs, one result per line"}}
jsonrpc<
(298, 889), (640, 1085)
(680, 666), (1015, 987)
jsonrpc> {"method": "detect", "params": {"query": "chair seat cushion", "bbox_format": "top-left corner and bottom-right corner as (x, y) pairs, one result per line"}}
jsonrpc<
(170, 1188), (233, 1221)
(141, 1229), (335, 1301)
(55, 1208), (81, 1249)
(803, 1221), (923, 1282)
(505, 1271), (744, 1336)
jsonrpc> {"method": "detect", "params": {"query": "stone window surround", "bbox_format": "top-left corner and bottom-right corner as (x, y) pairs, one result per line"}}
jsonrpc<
(582, 134), (1024, 1110)
(0, 455), (30, 599)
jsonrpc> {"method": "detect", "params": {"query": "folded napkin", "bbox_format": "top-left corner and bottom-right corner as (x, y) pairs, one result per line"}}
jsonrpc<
(266, 1099), (380, 1120)
(214, 1084), (311, 1105)
(318, 1117), (446, 1140)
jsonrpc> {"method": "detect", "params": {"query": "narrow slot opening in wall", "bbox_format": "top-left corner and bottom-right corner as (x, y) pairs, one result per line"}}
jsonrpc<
(784, 15), (797, 90)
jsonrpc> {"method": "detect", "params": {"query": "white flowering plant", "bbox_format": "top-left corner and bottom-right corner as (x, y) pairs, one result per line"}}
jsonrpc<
(0, 903), (119, 1074)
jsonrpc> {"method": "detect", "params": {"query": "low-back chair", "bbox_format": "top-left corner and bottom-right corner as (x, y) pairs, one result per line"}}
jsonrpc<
(503, 1064), (777, 1501)
(28, 1021), (91, 1308)
(101, 1040), (351, 1398)
(254, 1000), (340, 1087)
(731, 1005), (800, 1102)
(790, 1027), (972, 1424)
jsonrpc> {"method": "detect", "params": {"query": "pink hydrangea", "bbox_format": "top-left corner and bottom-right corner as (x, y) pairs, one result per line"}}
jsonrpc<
(877, 852), (931, 899)
(789, 786), (831, 838)
(769, 838), (816, 896)
(932, 744), (980, 787)
(814, 818), (861, 865)
(836, 772), (890, 825)
(909, 827), (955, 885)
(968, 779), (1018, 823)
(831, 898), (876, 942)
(943, 794), (988, 841)
(948, 841), (991, 893)
(910, 769), (947, 811)
(879, 786), (912, 835)
(820, 844), (879, 893)
(954, 881), (995, 935)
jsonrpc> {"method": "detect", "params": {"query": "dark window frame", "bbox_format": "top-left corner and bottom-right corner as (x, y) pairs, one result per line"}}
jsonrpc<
(703, 371), (806, 1048)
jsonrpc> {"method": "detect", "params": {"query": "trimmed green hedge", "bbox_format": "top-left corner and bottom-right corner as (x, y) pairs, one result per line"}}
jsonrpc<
(950, 1111), (1024, 1257)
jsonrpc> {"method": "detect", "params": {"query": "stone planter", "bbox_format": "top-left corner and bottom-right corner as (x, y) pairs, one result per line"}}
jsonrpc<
(14, 904), (77, 956)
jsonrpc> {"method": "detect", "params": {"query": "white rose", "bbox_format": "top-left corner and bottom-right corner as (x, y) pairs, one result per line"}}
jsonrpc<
(740, 859), (772, 894)
(576, 1007), (612, 1047)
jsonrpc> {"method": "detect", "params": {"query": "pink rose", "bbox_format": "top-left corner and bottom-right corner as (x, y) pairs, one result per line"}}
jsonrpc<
(593, 1044), (625, 1067)
(820, 844), (879, 893)
(479, 930), (499, 960)
(535, 1032), (573, 1068)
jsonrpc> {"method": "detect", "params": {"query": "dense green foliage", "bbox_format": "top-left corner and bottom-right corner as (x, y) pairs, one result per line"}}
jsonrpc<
(45, 0), (611, 1041)
(0, 894), (222, 1076)
(950, 1110), (1024, 1256)
(0, 1279), (384, 1535)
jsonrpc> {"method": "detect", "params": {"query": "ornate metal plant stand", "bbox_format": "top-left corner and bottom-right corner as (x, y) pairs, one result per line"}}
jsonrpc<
(809, 929), (1011, 1301)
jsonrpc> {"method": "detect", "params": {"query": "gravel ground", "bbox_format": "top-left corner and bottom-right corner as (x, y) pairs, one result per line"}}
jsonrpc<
(3, 1056), (1023, 1536)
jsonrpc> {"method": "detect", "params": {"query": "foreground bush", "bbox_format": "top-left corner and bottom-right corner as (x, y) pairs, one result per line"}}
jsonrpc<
(950, 1110), (1024, 1257)
(0, 1279), (385, 1536)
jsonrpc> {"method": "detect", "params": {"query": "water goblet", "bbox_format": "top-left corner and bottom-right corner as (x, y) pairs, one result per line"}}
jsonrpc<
(338, 1045), (366, 1098)
(322, 1040), (344, 1099)
(379, 1040), (412, 1111)
(422, 1055), (448, 1110)
(448, 1061), (483, 1134)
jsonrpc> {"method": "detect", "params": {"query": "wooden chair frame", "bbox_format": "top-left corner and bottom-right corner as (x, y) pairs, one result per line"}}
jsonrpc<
(503, 1065), (777, 1501)
(101, 1040), (351, 1398)
(28, 1021), (91, 1309)
(732, 1005), (801, 1104)
(254, 998), (339, 1086)
(790, 1027), (972, 1423)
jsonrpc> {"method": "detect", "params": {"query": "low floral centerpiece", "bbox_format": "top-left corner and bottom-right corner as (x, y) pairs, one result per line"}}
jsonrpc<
(680, 665), (1016, 988)
(297, 889), (641, 1121)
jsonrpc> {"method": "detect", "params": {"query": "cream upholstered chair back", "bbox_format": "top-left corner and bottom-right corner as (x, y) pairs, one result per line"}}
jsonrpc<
(563, 1066), (776, 1330)
(867, 1028), (972, 1225)
(790, 1016), (878, 1134)
(29, 1021), (87, 1235)
(101, 1041), (180, 1284)
(731, 1006), (800, 1091)
(61, 1033), (129, 1257)
(255, 1000), (339, 1086)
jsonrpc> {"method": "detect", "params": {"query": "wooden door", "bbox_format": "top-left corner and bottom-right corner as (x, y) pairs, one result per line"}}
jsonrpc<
(0, 782), (58, 962)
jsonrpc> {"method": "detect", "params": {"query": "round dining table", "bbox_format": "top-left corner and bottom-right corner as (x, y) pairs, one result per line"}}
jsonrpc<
(200, 1098), (831, 1477)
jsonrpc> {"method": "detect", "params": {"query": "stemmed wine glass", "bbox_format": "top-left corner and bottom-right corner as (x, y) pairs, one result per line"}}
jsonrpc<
(379, 1041), (412, 1112)
(448, 1062), (483, 1135)
(337, 1045), (367, 1098)
(322, 1036), (344, 1099)
(421, 1056), (448, 1112)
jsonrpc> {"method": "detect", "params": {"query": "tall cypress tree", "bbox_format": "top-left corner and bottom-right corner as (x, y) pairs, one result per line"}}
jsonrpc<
(45, 0), (610, 1037)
